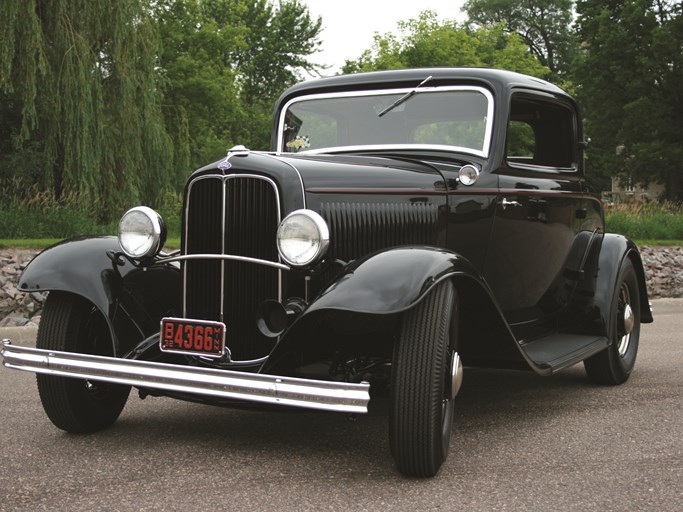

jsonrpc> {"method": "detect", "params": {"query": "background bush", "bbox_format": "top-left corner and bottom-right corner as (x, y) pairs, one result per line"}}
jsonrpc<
(2, 186), (681, 243)
(604, 202), (683, 241)
(0, 181), (181, 240)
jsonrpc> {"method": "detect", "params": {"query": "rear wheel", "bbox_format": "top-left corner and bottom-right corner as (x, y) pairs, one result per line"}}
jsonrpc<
(36, 292), (130, 433)
(584, 258), (641, 385)
(390, 280), (461, 477)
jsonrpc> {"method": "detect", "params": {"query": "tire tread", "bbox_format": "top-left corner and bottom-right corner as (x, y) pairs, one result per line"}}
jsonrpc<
(391, 281), (454, 477)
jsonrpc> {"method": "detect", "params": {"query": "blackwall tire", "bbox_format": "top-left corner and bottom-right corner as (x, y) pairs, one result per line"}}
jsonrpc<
(390, 280), (458, 477)
(36, 292), (130, 433)
(584, 258), (641, 385)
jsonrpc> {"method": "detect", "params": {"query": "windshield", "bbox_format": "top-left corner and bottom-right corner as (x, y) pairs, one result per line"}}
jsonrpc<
(278, 86), (494, 157)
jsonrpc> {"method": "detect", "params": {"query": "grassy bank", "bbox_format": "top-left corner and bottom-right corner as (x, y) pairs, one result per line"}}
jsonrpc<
(0, 187), (181, 245)
(1, 200), (682, 249)
(604, 201), (683, 241)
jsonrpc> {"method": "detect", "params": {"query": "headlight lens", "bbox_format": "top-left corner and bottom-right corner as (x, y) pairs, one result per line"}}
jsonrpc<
(118, 206), (166, 259)
(277, 210), (329, 267)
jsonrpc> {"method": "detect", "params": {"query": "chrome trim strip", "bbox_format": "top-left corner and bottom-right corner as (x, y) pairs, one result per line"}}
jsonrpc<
(1, 341), (370, 414)
(260, 154), (305, 300)
(277, 86), (495, 157)
(161, 254), (290, 271)
(295, 144), (488, 159)
(220, 175), (227, 322)
(261, 153), (307, 209)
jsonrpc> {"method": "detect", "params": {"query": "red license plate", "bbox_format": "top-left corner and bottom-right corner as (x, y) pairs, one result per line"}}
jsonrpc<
(159, 317), (226, 358)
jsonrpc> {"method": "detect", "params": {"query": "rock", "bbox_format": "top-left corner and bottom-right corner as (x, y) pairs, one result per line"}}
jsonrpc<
(0, 315), (29, 328)
(0, 246), (680, 326)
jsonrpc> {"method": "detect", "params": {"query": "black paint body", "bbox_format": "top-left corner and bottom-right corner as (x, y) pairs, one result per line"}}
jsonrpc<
(19, 68), (652, 396)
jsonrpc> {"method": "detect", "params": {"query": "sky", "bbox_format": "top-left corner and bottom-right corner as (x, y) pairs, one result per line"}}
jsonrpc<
(302, 0), (466, 77)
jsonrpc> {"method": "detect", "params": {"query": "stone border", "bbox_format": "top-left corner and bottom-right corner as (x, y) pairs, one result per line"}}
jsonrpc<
(2, 246), (681, 327)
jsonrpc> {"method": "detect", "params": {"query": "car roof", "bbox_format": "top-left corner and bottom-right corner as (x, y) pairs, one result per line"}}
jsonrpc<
(275, 68), (569, 105)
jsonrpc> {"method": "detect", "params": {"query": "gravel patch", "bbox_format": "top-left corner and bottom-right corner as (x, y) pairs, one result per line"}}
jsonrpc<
(1, 245), (681, 327)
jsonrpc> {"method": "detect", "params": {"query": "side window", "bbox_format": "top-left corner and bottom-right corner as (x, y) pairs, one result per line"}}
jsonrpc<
(507, 120), (535, 160)
(506, 96), (576, 170)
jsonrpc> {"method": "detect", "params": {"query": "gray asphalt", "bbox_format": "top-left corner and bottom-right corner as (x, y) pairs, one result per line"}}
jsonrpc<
(1, 300), (681, 511)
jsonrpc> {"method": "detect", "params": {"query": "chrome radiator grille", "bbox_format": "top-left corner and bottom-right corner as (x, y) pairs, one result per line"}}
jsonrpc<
(183, 175), (280, 360)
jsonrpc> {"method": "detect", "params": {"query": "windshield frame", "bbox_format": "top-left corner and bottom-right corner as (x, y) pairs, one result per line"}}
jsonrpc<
(276, 85), (495, 158)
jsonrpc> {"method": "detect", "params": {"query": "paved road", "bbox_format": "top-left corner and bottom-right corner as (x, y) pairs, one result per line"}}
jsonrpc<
(1, 300), (681, 512)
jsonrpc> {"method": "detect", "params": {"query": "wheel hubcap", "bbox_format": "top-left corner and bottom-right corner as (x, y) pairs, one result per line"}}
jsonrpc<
(616, 283), (633, 357)
(448, 351), (463, 400)
(622, 304), (634, 335)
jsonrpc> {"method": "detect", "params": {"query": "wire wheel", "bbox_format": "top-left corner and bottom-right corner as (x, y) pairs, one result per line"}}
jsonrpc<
(584, 258), (641, 385)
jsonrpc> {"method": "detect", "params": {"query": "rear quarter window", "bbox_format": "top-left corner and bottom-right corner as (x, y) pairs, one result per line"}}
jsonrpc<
(506, 95), (577, 170)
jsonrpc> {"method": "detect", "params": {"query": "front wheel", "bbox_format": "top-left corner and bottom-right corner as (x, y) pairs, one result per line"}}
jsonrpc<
(390, 280), (461, 477)
(584, 258), (641, 385)
(36, 291), (130, 433)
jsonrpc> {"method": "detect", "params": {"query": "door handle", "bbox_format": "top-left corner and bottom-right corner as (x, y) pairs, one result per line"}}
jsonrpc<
(501, 198), (522, 210)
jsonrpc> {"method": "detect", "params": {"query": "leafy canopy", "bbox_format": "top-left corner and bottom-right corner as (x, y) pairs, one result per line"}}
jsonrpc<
(0, 0), (180, 222)
(343, 10), (550, 79)
(157, 0), (323, 167)
(575, 0), (683, 199)
(463, 0), (578, 80)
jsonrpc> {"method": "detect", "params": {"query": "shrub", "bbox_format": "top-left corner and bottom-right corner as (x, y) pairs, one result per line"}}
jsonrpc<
(0, 180), (181, 240)
(605, 201), (683, 240)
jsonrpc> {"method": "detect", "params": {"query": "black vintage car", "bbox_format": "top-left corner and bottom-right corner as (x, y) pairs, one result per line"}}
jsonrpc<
(2, 68), (652, 477)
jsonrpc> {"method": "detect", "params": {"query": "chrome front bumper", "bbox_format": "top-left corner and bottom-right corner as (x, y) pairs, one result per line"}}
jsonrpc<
(1, 341), (370, 413)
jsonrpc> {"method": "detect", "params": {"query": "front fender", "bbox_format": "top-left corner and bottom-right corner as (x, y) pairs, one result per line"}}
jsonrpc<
(305, 246), (479, 315)
(18, 237), (180, 354)
(263, 247), (527, 374)
(20, 237), (129, 322)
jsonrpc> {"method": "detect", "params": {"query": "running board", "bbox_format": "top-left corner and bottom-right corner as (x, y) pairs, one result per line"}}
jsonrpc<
(1, 341), (370, 414)
(522, 333), (609, 374)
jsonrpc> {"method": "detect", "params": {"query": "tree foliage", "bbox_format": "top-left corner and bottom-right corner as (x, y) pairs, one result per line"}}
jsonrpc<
(343, 10), (550, 78)
(157, 0), (322, 167)
(2, 0), (682, 235)
(463, 0), (578, 79)
(0, 0), (180, 221)
(0, 0), (322, 226)
(575, 0), (683, 199)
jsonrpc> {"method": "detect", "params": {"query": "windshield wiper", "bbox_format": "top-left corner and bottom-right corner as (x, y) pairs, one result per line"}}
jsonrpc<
(377, 75), (433, 118)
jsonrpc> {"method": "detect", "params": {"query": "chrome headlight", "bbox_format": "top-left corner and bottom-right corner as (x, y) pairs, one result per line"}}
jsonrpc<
(118, 206), (166, 259)
(458, 164), (480, 186)
(276, 209), (329, 268)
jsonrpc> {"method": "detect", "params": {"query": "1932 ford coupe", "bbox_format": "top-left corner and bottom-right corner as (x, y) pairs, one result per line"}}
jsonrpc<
(2, 68), (652, 477)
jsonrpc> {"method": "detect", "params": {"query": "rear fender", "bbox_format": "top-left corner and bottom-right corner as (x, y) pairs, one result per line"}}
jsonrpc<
(566, 234), (652, 337)
(18, 237), (181, 355)
(597, 235), (653, 324)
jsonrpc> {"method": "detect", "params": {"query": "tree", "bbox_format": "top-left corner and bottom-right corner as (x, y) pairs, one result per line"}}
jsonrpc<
(575, 0), (683, 199)
(0, 0), (181, 221)
(463, 0), (578, 80)
(157, 0), (323, 166)
(343, 10), (550, 78)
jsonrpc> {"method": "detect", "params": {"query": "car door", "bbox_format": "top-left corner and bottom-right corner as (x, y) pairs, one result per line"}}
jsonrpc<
(483, 92), (603, 327)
